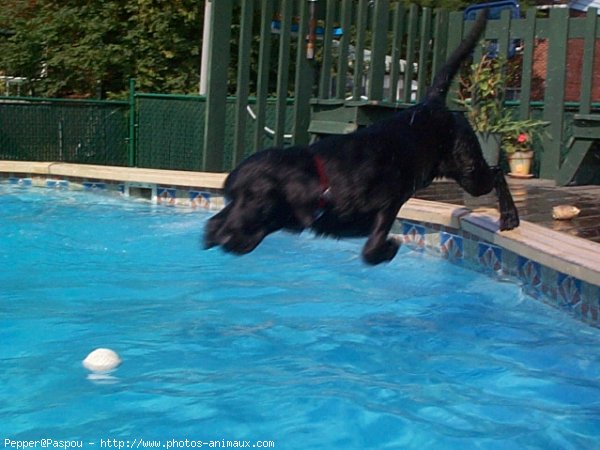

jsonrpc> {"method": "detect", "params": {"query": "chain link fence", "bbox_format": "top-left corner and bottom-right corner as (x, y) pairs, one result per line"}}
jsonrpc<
(0, 94), (295, 172)
(136, 94), (295, 172)
(136, 95), (206, 171)
(0, 98), (129, 166)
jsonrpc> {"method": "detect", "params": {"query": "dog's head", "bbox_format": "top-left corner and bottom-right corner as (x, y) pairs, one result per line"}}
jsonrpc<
(204, 148), (319, 255)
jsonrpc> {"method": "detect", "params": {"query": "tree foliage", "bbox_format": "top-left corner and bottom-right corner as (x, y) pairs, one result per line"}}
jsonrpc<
(0, 0), (203, 98)
(0, 0), (534, 99)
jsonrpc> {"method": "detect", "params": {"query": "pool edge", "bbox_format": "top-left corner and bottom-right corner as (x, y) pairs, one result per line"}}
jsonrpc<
(2, 161), (599, 325)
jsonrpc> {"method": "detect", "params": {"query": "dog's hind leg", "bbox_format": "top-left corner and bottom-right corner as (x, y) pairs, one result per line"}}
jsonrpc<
(361, 203), (403, 265)
(491, 166), (520, 230)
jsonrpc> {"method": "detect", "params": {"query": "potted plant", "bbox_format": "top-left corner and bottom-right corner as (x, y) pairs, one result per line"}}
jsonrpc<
(500, 118), (548, 177)
(458, 52), (549, 172)
(457, 53), (507, 166)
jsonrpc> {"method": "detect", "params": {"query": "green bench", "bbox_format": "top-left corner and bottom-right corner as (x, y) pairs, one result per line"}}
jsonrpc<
(308, 99), (413, 139)
(557, 114), (600, 186)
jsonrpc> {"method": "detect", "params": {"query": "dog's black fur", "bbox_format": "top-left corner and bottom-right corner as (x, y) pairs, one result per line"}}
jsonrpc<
(204, 11), (519, 265)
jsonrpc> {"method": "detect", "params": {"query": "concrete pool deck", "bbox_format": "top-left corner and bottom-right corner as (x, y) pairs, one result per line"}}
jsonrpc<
(417, 178), (600, 245)
(2, 160), (600, 325)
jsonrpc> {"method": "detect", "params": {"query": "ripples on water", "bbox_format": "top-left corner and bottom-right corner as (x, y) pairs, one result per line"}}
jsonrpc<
(1, 186), (599, 448)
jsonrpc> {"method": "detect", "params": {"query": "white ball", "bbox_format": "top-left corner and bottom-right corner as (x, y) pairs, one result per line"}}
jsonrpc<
(82, 348), (122, 373)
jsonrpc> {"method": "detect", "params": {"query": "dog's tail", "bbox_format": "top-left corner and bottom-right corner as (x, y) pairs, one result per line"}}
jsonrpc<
(425, 9), (488, 102)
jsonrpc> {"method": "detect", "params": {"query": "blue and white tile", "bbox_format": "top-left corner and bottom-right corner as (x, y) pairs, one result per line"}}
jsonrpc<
(518, 257), (542, 290)
(83, 181), (107, 190)
(440, 232), (463, 260)
(189, 190), (211, 209)
(46, 179), (69, 189)
(157, 187), (177, 206)
(8, 177), (33, 187)
(402, 222), (426, 251)
(477, 242), (502, 272)
(557, 273), (581, 310)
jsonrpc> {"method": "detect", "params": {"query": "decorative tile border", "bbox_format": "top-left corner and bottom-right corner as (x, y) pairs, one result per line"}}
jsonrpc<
(402, 222), (426, 251)
(189, 190), (212, 209)
(440, 231), (464, 261)
(2, 170), (600, 328)
(518, 256), (543, 298)
(557, 273), (582, 310)
(82, 181), (107, 190)
(477, 242), (503, 273)
(46, 179), (69, 189)
(1, 174), (221, 212)
(397, 218), (600, 328)
(157, 187), (177, 206)
(8, 177), (32, 186)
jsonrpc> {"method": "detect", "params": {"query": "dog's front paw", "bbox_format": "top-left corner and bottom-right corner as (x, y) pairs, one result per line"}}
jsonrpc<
(500, 209), (520, 231)
(362, 238), (401, 265)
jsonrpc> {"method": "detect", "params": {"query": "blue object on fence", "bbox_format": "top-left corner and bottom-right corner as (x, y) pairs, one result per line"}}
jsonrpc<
(271, 20), (343, 38)
(465, 0), (521, 59)
(464, 0), (520, 20)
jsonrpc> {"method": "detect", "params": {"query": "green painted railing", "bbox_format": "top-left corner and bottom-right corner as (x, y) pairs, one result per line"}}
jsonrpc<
(2, 2), (600, 184)
(201, 2), (600, 184)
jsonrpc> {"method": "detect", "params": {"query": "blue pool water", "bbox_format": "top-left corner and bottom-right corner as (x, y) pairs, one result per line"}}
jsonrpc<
(1, 185), (600, 449)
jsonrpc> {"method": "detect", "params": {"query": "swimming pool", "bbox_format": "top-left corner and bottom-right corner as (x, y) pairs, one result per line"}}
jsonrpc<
(2, 185), (600, 448)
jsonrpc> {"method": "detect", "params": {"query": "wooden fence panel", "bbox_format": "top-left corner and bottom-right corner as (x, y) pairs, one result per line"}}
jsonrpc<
(318, 0), (336, 99)
(253, 0), (275, 152)
(579, 9), (597, 115)
(233, 0), (255, 167)
(335, 0), (353, 100)
(203, 0), (232, 172)
(518, 9), (536, 120)
(368, 0), (390, 101)
(416, 8), (433, 100)
(200, 2), (600, 182)
(274, 0), (293, 147)
(351, 0), (369, 101)
(541, 8), (570, 180)
(389, 5), (407, 104)
(291, 0), (312, 146)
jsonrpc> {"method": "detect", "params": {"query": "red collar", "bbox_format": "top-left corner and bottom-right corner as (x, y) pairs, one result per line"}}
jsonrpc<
(313, 155), (331, 210)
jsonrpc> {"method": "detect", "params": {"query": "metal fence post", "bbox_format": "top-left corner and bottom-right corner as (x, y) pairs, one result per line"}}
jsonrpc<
(233, 0), (254, 168)
(541, 8), (569, 180)
(253, 0), (274, 153)
(203, 0), (233, 172)
(368, 0), (390, 101)
(292, 0), (314, 146)
(128, 78), (136, 167)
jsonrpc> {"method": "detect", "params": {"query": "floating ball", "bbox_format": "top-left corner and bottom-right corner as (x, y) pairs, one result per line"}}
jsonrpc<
(82, 348), (122, 373)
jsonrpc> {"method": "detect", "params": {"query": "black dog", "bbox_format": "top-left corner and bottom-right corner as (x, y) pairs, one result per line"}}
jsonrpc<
(205, 11), (519, 265)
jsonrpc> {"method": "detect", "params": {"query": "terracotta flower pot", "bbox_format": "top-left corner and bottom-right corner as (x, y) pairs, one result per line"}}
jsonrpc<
(507, 150), (534, 178)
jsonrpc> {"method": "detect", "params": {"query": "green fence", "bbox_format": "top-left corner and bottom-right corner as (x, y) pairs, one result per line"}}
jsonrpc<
(136, 94), (206, 171)
(2, 3), (600, 185)
(0, 91), (295, 172)
(134, 93), (295, 172)
(203, 1), (600, 184)
(0, 97), (129, 166)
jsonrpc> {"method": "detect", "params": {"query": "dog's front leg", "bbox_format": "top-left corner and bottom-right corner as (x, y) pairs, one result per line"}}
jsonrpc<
(492, 167), (520, 230)
(362, 204), (403, 265)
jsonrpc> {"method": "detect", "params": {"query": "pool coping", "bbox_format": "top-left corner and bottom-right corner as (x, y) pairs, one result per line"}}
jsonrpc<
(3, 161), (600, 325)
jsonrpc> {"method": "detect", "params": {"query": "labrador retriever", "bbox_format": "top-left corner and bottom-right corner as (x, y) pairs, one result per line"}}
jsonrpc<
(205, 10), (519, 265)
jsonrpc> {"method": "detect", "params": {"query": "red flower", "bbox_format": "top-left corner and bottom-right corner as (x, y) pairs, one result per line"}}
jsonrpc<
(517, 133), (528, 143)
